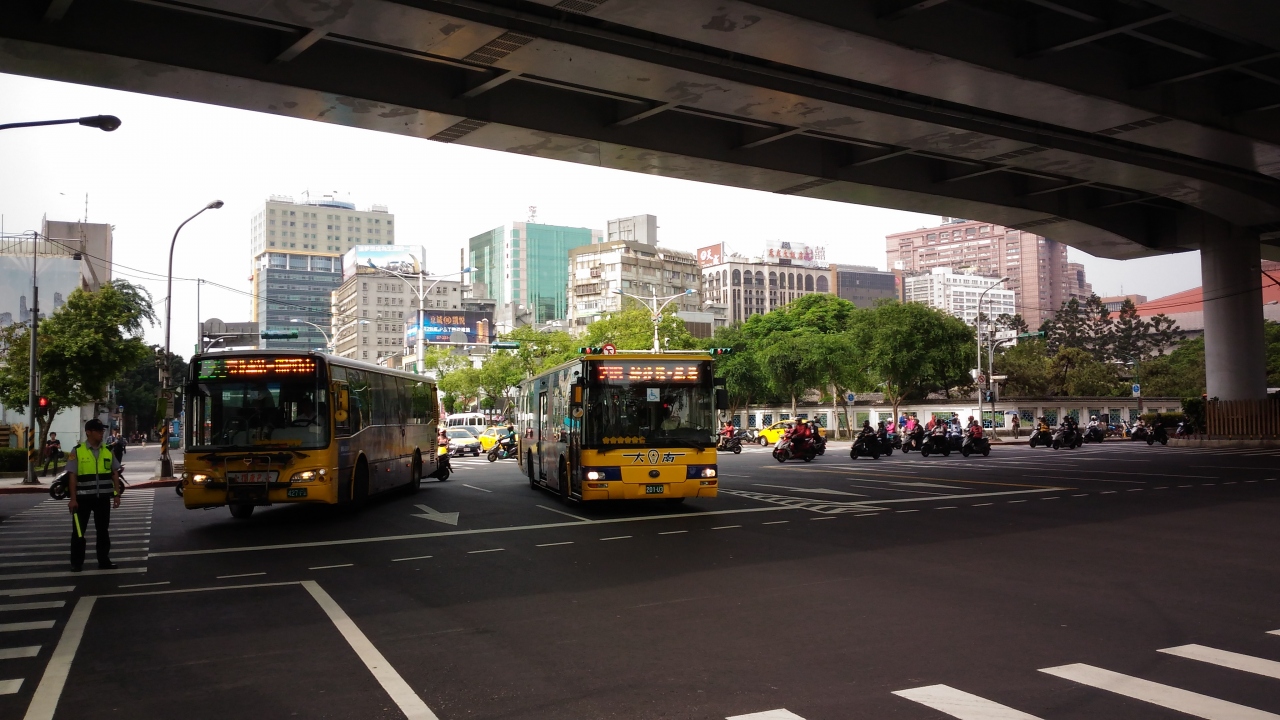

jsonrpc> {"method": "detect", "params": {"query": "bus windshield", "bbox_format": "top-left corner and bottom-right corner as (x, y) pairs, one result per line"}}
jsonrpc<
(583, 360), (715, 448)
(189, 356), (329, 450)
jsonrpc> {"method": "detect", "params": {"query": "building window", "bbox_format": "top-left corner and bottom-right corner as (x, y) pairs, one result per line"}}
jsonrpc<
(816, 275), (829, 293)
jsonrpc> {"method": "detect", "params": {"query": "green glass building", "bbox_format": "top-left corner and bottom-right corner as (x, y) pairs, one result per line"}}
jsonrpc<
(469, 221), (601, 330)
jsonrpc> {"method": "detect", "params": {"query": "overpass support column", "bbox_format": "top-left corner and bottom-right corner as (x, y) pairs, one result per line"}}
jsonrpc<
(1199, 224), (1267, 400)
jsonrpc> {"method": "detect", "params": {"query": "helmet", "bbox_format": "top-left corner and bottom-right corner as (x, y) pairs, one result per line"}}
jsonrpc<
(1091, 415), (1097, 420)
(968, 416), (974, 421)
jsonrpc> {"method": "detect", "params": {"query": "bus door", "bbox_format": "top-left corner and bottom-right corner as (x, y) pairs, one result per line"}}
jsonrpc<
(537, 391), (548, 481)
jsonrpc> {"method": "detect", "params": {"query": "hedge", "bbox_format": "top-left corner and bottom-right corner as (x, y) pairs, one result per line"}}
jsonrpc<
(0, 448), (29, 472)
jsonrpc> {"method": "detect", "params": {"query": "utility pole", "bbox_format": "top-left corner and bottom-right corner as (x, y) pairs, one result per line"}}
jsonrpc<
(24, 234), (39, 484)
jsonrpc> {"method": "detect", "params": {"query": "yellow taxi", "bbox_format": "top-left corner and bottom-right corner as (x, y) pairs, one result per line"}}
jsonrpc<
(477, 426), (502, 452)
(756, 420), (827, 445)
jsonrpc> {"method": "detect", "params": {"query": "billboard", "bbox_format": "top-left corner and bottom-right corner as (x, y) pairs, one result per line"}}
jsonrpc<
(0, 256), (83, 329)
(765, 240), (827, 268)
(342, 245), (425, 280)
(406, 310), (495, 344)
(696, 243), (725, 268)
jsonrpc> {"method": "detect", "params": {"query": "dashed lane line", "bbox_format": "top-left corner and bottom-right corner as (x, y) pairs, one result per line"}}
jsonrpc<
(711, 525), (741, 530)
(467, 549), (504, 554)
(308, 564), (353, 570)
(600, 536), (632, 541)
(391, 555), (433, 562)
(659, 530), (688, 535)
(0, 601), (65, 612)
(216, 572), (265, 580)
(535, 504), (592, 523)
(117, 582), (169, 589)
(536, 542), (574, 547)
(461, 484), (492, 493)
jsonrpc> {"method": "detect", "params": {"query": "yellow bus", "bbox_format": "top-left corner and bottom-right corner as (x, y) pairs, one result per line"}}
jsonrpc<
(181, 351), (440, 518)
(517, 349), (727, 503)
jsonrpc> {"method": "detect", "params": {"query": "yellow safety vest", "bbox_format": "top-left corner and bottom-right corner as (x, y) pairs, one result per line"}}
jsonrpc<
(74, 444), (116, 497)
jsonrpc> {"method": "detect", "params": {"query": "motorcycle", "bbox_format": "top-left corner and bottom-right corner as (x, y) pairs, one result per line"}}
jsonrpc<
(51, 464), (128, 500)
(879, 432), (896, 457)
(920, 427), (951, 457)
(1028, 425), (1053, 448)
(1130, 425), (1150, 443)
(773, 437), (817, 463)
(1148, 424), (1169, 446)
(850, 433), (881, 460)
(1082, 424), (1106, 443)
(900, 427), (925, 453)
(432, 445), (452, 481)
(812, 432), (827, 456)
(960, 433), (990, 457)
(717, 435), (743, 454)
(1051, 425), (1081, 450)
(487, 439), (518, 462)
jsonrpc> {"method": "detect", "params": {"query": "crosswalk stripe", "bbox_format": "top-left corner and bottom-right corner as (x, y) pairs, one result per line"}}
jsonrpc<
(0, 678), (22, 695)
(0, 646), (40, 660)
(726, 710), (807, 720)
(0, 587), (73, 598)
(1160, 644), (1280, 679)
(0, 557), (146, 569)
(0, 621), (56, 633)
(1040, 663), (1280, 719)
(893, 685), (1044, 719)
(0, 601), (65, 612)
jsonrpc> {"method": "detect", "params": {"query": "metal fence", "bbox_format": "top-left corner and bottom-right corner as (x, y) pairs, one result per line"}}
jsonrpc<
(1207, 398), (1280, 438)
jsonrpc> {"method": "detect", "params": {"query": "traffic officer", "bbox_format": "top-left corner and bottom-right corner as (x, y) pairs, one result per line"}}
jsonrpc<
(67, 418), (122, 572)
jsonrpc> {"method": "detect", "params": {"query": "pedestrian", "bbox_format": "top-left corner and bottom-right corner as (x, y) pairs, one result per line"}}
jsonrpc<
(41, 432), (62, 477)
(1010, 413), (1021, 439)
(67, 418), (122, 572)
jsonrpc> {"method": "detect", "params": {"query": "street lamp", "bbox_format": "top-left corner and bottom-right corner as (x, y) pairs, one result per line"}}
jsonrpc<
(160, 200), (223, 478)
(367, 261), (473, 374)
(0, 115), (121, 132)
(613, 288), (695, 353)
(291, 318), (333, 353)
(976, 276), (1010, 434)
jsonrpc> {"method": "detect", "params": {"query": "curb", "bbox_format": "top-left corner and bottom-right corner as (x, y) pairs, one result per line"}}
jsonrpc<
(0, 478), (179, 495)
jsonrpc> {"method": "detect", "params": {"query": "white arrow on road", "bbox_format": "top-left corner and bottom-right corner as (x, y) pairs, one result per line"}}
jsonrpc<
(728, 711), (805, 720)
(412, 504), (459, 526)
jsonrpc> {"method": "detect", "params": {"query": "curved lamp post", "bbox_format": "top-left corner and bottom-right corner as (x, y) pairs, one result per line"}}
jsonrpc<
(614, 288), (695, 353)
(0, 115), (121, 132)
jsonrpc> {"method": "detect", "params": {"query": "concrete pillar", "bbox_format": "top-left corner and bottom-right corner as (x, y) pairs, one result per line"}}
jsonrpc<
(1200, 226), (1267, 400)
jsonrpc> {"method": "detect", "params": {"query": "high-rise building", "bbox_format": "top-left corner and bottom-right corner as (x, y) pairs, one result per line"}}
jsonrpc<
(828, 264), (899, 308)
(699, 244), (831, 325)
(468, 221), (601, 331)
(331, 245), (435, 362)
(566, 238), (702, 333)
(250, 195), (393, 350)
(903, 268), (1017, 324)
(1099, 294), (1148, 313)
(885, 218), (1088, 328)
(606, 214), (658, 245)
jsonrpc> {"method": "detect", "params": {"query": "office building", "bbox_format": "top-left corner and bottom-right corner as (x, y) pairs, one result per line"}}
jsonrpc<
(250, 195), (393, 350)
(699, 242), (831, 325)
(885, 218), (1090, 327)
(468, 221), (601, 331)
(566, 238), (702, 332)
(829, 264), (898, 308)
(1099, 294), (1148, 313)
(331, 245), (434, 362)
(903, 267), (1017, 324)
(606, 214), (658, 245)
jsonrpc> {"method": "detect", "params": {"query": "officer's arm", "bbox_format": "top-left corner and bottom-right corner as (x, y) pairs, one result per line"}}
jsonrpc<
(67, 465), (77, 495)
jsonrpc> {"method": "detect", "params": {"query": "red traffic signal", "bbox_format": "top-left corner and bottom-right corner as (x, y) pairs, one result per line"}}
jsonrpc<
(36, 396), (50, 409)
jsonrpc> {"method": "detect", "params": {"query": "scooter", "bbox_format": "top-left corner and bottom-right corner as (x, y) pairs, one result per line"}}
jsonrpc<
(717, 435), (743, 454)
(900, 427), (925, 453)
(850, 433), (881, 460)
(1028, 425), (1053, 448)
(432, 445), (453, 481)
(487, 439), (518, 462)
(960, 434), (990, 457)
(1082, 425), (1106, 443)
(920, 427), (951, 457)
(1148, 424), (1169, 446)
(773, 437), (817, 463)
(878, 432), (896, 457)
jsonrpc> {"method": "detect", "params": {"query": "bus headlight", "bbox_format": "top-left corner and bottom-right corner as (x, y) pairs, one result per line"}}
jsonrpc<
(701, 468), (717, 478)
(290, 469), (327, 483)
(586, 471), (602, 481)
(187, 474), (208, 485)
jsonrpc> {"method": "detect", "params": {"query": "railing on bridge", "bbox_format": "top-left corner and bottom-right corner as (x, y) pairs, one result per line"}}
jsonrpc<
(1206, 398), (1280, 439)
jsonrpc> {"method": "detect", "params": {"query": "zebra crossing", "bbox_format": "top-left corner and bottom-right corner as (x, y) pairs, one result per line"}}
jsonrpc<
(893, 628), (1280, 719)
(0, 489), (154, 699)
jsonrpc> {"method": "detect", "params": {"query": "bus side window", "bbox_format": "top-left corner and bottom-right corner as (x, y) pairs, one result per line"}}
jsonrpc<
(411, 381), (432, 424)
(395, 377), (411, 426)
(346, 368), (371, 433)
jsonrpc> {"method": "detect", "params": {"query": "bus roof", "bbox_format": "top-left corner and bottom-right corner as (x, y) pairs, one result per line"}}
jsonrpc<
(519, 350), (715, 386)
(190, 349), (435, 386)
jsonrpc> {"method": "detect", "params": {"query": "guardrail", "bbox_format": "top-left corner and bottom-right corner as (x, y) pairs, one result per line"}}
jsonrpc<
(1207, 398), (1280, 439)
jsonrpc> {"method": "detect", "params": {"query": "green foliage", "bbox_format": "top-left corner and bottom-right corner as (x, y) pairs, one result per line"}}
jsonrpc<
(993, 339), (1053, 396)
(1047, 346), (1123, 396)
(1043, 294), (1178, 364)
(1139, 336), (1205, 398)
(851, 302), (973, 418)
(1267, 321), (1280, 388)
(0, 448), (28, 472)
(580, 305), (698, 351)
(0, 280), (155, 450)
(475, 351), (525, 417)
(502, 326), (577, 377)
(705, 324), (766, 416)
(437, 366), (480, 410)
(419, 345), (470, 379)
(116, 348), (188, 437)
(1182, 396), (1205, 433)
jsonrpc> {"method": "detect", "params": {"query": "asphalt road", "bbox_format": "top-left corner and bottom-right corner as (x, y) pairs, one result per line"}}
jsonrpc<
(2, 441), (1279, 720)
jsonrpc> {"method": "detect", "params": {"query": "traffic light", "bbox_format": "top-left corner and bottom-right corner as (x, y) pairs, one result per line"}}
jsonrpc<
(1017, 331), (1046, 339)
(491, 341), (521, 350)
(984, 391), (994, 403)
(37, 396), (50, 409)
(579, 346), (604, 355)
(260, 330), (300, 340)
(709, 347), (734, 355)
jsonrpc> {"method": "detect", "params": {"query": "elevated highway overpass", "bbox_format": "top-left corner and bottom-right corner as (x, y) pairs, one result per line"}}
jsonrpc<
(2, 0), (1277, 397)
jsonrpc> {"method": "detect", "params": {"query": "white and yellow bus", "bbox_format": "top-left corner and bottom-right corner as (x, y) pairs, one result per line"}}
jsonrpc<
(517, 349), (727, 503)
(181, 351), (439, 518)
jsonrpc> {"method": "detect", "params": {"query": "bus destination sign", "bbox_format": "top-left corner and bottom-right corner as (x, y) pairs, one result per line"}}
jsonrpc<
(594, 362), (703, 384)
(198, 356), (317, 380)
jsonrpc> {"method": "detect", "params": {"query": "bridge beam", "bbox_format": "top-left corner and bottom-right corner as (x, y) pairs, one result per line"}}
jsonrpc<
(1191, 218), (1269, 400)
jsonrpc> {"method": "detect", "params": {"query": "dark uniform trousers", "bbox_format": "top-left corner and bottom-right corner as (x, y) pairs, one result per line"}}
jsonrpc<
(71, 495), (112, 568)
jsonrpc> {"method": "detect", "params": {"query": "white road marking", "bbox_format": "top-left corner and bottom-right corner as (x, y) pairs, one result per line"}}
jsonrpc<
(972, 503), (992, 507)
(22, 596), (94, 720)
(216, 572), (265, 579)
(1160, 644), (1280, 679)
(894, 684), (1045, 719)
(536, 504), (592, 522)
(391, 555), (433, 562)
(301, 581), (440, 720)
(117, 581), (169, 589)
(810, 516), (836, 520)
(461, 484), (492, 493)
(467, 548), (504, 554)
(0, 587), (73, 598)
(727, 710), (807, 720)
(0, 620), (56, 632)
(848, 477), (964, 489)
(151, 506), (797, 558)
(308, 564), (352, 570)
(936, 506), (958, 509)
(659, 530), (688, 535)
(762, 521), (789, 525)
(1007, 500), (1026, 503)
(0, 679), (22, 695)
(410, 504), (459, 526)
(755, 484), (866, 497)
(1040, 663), (1280, 719)
(897, 510), (919, 513)
(536, 542), (573, 547)
(1022, 475), (1144, 484)
(0, 646), (40, 660)
(712, 525), (741, 530)
(0, 557), (146, 569)
(0, 601), (64, 612)
(600, 536), (632, 541)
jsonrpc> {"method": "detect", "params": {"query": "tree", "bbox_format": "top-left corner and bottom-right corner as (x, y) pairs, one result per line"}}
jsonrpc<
(756, 330), (825, 417)
(851, 302), (972, 423)
(437, 366), (481, 412)
(1047, 347), (1123, 396)
(475, 351), (525, 418)
(503, 325), (577, 377)
(705, 325), (767, 421)
(998, 313), (1029, 335)
(992, 339), (1053, 396)
(1268, 321), (1280, 388)
(419, 345), (470, 380)
(808, 331), (867, 439)
(1140, 336), (1205, 398)
(581, 304), (698, 351)
(0, 280), (156, 452)
(116, 348), (188, 439)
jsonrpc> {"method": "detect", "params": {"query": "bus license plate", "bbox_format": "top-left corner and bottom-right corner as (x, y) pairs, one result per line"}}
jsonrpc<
(645, 484), (665, 494)
(287, 488), (307, 498)
(227, 471), (276, 484)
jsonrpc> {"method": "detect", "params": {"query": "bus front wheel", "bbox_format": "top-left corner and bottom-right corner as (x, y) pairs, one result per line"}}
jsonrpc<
(229, 504), (254, 519)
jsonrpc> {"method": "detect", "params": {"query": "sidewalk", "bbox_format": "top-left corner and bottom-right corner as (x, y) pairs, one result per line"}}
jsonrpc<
(0, 474), (178, 495)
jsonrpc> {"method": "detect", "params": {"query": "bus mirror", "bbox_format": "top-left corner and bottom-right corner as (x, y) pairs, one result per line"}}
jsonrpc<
(715, 388), (729, 409)
(335, 387), (349, 413)
(334, 410), (349, 422)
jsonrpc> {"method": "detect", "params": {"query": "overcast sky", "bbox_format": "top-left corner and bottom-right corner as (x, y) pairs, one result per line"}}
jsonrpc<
(0, 72), (1203, 357)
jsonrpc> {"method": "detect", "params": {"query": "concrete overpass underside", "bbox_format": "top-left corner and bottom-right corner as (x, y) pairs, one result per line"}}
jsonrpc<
(2, 0), (1278, 397)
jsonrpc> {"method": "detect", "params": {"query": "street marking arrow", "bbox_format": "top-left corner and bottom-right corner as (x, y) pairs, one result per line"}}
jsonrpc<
(728, 711), (805, 720)
(412, 504), (459, 526)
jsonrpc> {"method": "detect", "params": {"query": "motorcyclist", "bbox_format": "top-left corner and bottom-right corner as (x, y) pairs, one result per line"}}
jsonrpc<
(785, 420), (811, 451)
(718, 420), (736, 450)
(858, 420), (877, 444)
(500, 423), (517, 449)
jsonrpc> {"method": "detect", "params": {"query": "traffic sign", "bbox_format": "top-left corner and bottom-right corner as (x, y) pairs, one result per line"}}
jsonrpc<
(602, 343), (617, 355)
(977, 374), (986, 384)
(846, 393), (856, 403)
(1131, 383), (1141, 397)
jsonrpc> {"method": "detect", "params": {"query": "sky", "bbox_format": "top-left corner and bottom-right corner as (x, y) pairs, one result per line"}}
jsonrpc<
(0, 72), (1204, 357)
